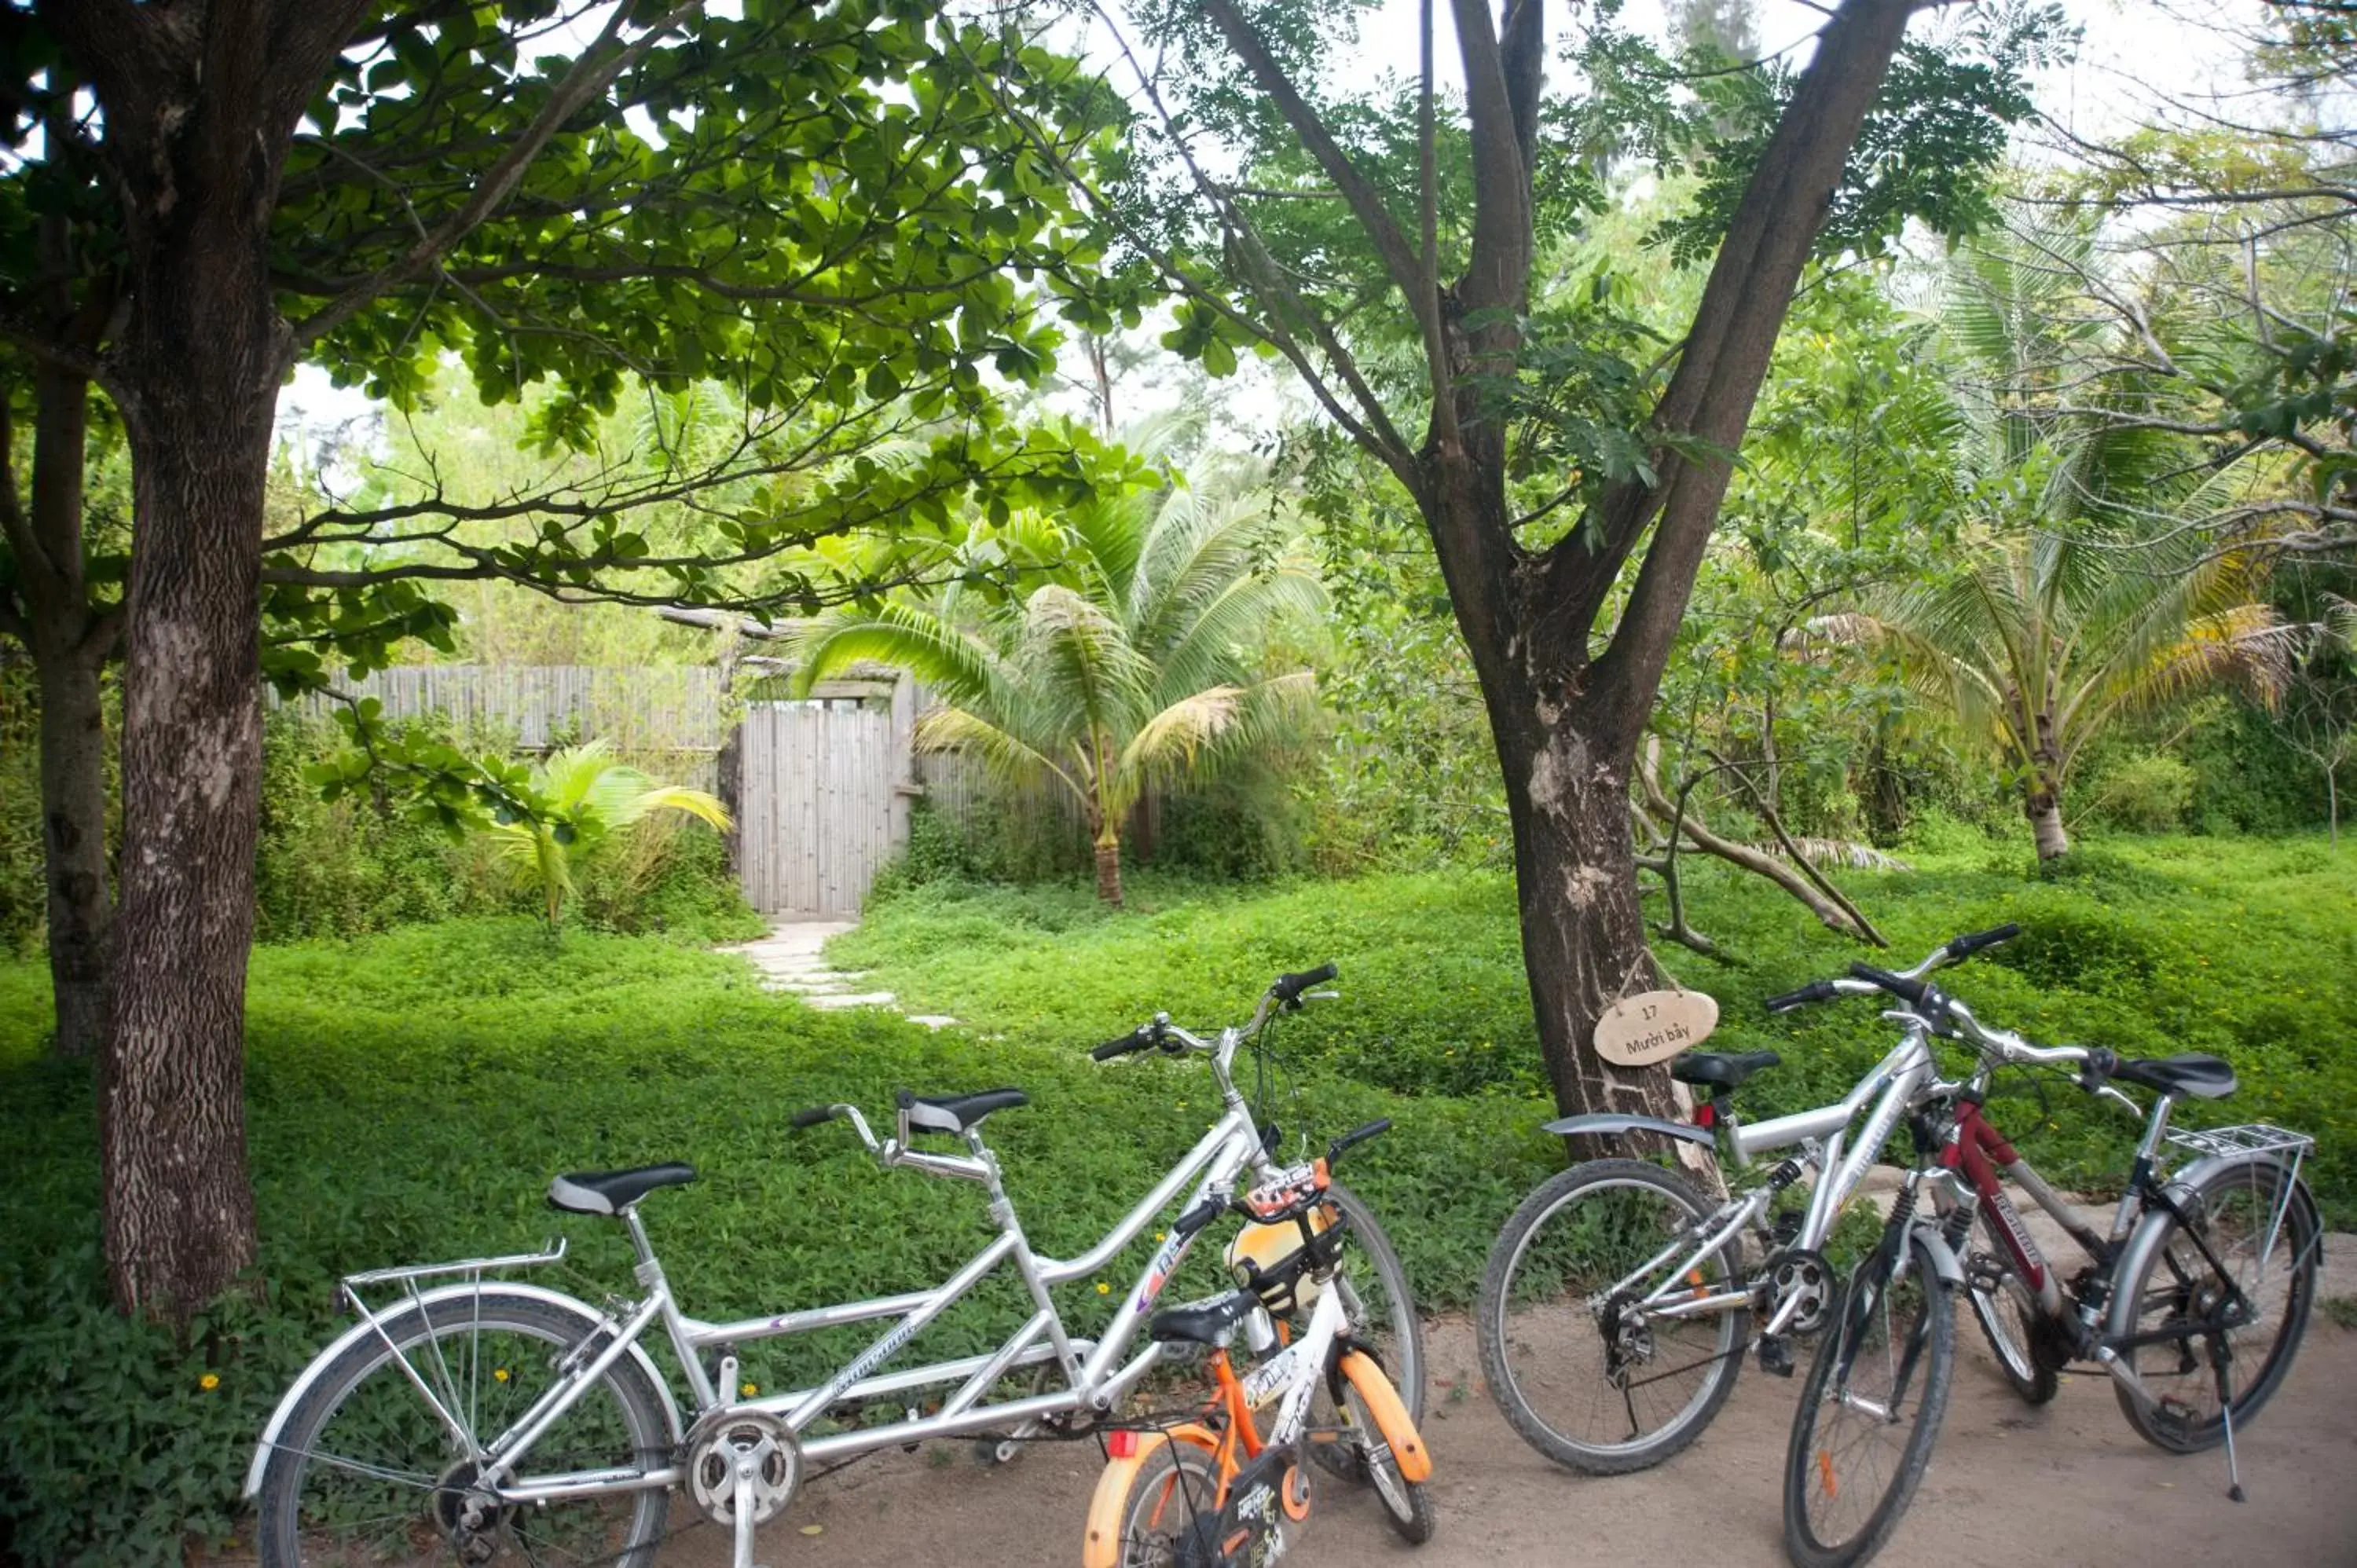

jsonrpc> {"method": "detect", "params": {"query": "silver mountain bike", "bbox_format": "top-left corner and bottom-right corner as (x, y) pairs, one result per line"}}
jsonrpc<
(1473, 929), (2022, 1478)
(247, 965), (1423, 1568)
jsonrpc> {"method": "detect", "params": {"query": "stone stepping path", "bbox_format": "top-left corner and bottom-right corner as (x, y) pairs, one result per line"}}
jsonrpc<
(718, 919), (958, 1029)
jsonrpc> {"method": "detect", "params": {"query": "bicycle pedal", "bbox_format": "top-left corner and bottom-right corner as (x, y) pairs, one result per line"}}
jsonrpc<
(1758, 1335), (1795, 1378)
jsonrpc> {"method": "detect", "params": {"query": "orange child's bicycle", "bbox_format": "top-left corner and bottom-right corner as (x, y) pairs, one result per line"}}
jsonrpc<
(1081, 1121), (1435, 1567)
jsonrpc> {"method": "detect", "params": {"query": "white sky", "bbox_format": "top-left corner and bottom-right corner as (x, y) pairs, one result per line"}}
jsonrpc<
(279, 0), (2283, 452)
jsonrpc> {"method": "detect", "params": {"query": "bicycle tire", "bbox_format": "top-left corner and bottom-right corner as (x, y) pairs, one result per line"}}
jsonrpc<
(257, 1289), (673, 1568)
(1307, 1180), (1425, 1482)
(1965, 1206), (2058, 1405)
(2112, 1158), (2319, 1453)
(1341, 1372), (1435, 1544)
(1476, 1157), (1747, 1475)
(1101, 1431), (1224, 1568)
(1783, 1233), (1955, 1568)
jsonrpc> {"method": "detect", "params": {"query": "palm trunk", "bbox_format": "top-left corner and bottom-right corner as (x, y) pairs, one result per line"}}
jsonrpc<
(2026, 786), (2068, 860)
(1093, 836), (1124, 907)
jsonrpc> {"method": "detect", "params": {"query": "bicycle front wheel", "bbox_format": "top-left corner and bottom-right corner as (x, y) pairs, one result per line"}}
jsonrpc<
(1477, 1157), (1746, 1475)
(1306, 1180), (1426, 1483)
(1783, 1233), (1955, 1568)
(1964, 1206), (2057, 1405)
(2113, 1158), (2319, 1453)
(1340, 1365), (1435, 1544)
(257, 1289), (673, 1568)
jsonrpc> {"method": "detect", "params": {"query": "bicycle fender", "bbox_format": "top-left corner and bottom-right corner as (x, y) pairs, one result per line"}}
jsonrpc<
(242, 1280), (684, 1499)
(1908, 1224), (1967, 1290)
(2102, 1154), (2322, 1344)
(1538, 1112), (1713, 1148)
(1082, 1423), (1222, 1568)
(1337, 1350), (1431, 1483)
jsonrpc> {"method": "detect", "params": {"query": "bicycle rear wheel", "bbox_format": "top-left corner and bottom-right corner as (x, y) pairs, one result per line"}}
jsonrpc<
(1098, 1433), (1223, 1568)
(256, 1289), (673, 1568)
(1477, 1158), (1746, 1475)
(2113, 1158), (2319, 1453)
(1783, 1233), (1955, 1568)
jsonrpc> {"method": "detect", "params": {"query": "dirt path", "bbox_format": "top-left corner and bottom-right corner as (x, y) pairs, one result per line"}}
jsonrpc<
(664, 1310), (2357, 1567)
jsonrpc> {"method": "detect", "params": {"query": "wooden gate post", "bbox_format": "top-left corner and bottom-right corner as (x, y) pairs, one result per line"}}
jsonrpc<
(888, 672), (922, 847)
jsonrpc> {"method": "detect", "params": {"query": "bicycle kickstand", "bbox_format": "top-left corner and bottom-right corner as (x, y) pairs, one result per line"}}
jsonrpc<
(2214, 1347), (2246, 1503)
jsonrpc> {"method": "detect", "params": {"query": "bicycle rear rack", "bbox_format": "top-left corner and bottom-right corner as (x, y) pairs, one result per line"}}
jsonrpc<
(339, 1239), (569, 1315)
(2163, 1123), (2315, 1162)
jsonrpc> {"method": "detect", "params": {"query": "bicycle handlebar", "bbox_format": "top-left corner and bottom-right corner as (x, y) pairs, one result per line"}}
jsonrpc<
(790, 1104), (842, 1129)
(1270, 962), (1339, 1007)
(1091, 1024), (1157, 1061)
(1945, 922), (2019, 960)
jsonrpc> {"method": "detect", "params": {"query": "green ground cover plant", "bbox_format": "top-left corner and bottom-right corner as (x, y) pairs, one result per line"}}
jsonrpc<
(0, 918), (1546, 1566)
(838, 837), (2357, 1222)
(1, 833), (2347, 1564)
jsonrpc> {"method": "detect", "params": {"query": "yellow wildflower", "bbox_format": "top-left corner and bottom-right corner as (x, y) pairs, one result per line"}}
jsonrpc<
(199, 1372), (220, 1391)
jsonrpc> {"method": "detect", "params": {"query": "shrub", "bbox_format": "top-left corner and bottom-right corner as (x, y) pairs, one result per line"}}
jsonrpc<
(2083, 749), (2195, 833)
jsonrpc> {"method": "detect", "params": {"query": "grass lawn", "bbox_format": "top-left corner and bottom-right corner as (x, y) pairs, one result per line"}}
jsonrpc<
(1, 832), (2350, 1563)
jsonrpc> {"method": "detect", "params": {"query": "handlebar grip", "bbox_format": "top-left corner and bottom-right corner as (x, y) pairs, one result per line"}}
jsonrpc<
(1849, 962), (1934, 1008)
(1091, 1028), (1152, 1062)
(1325, 1118), (1392, 1167)
(1271, 962), (1339, 1006)
(1945, 923), (2021, 960)
(790, 1105), (841, 1130)
(1172, 1194), (1230, 1236)
(1764, 979), (1841, 1014)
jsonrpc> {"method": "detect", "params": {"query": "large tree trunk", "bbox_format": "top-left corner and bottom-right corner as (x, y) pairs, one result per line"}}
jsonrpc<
(100, 173), (286, 1321)
(1497, 712), (1679, 1123)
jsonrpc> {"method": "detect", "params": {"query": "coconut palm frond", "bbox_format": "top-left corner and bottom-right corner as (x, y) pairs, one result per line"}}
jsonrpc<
(1149, 559), (1328, 709)
(790, 603), (1006, 710)
(1786, 837), (1915, 874)
(914, 705), (1084, 803)
(1117, 670), (1317, 796)
(2109, 604), (2300, 717)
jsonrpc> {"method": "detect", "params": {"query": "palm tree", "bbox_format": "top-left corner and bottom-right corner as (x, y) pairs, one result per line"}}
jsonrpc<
(791, 465), (1325, 905)
(1833, 527), (2293, 858)
(487, 739), (731, 927)
(1827, 228), (2297, 859)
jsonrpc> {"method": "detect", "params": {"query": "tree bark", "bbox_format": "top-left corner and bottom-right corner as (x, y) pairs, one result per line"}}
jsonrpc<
(9, 365), (118, 1059)
(2026, 786), (2068, 860)
(1496, 705), (1679, 1122)
(34, 639), (112, 1057)
(1093, 837), (1125, 907)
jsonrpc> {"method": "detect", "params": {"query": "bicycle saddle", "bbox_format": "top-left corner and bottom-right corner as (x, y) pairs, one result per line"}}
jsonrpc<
(547, 1163), (696, 1215)
(1670, 1050), (1781, 1091)
(901, 1087), (1029, 1134)
(1148, 1291), (1259, 1347)
(2110, 1053), (2238, 1101)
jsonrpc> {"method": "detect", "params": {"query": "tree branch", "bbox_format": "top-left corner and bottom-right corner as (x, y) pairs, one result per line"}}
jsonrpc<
(288, 2), (695, 354)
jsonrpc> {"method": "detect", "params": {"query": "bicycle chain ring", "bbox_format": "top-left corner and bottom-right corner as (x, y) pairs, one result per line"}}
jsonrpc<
(686, 1408), (802, 1528)
(1766, 1248), (1834, 1337)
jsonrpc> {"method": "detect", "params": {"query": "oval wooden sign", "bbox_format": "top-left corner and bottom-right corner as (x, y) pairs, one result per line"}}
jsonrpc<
(1594, 989), (1719, 1068)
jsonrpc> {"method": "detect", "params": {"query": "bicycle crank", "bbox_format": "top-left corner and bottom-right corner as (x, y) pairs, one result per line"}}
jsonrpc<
(687, 1409), (802, 1568)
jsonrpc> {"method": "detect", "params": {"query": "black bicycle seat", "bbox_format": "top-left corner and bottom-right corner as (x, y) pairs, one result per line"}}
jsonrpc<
(1670, 1050), (1781, 1092)
(2110, 1054), (2237, 1101)
(902, 1088), (1029, 1134)
(547, 1163), (696, 1215)
(1148, 1291), (1259, 1347)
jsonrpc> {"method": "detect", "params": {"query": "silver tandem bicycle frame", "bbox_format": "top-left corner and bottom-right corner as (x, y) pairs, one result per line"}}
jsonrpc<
(246, 993), (1328, 1514)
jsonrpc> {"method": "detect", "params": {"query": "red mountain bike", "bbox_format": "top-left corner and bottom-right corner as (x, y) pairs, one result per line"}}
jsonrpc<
(1775, 936), (2321, 1567)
